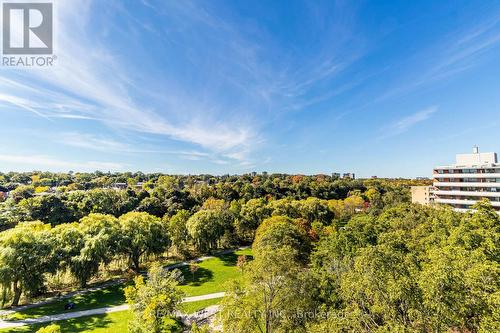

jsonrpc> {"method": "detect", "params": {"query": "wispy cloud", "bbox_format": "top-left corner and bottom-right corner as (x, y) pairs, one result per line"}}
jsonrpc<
(56, 132), (240, 165)
(0, 0), (257, 163)
(0, 0), (366, 169)
(381, 106), (438, 138)
(376, 15), (500, 102)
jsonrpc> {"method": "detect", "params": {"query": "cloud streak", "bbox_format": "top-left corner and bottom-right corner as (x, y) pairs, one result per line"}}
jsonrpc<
(381, 106), (438, 138)
(0, 0), (257, 164)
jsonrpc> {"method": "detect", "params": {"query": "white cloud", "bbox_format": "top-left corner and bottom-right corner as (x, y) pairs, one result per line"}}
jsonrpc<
(0, 0), (256, 161)
(376, 17), (500, 103)
(383, 106), (438, 138)
(56, 132), (241, 165)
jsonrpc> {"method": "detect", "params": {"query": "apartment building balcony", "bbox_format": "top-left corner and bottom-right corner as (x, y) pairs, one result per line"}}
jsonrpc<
(433, 190), (500, 198)
(433, 181), (500, 188)
(434, 198), (500, 208)
(433, 173), (500, 179)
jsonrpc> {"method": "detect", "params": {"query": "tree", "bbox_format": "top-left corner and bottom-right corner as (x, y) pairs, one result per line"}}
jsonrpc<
(190, 323), (210, 333)
(253, 216), (311, 262)
(236, 255), (247, 273)
(118, 212), (170, 271)
(0, 222), (55, 306)
(136, 196), (165, 217)
(69, 214), (120, 287)
(167, 210), (190, 257)
(235, 198), (271, 242)
(9, 185), (34, 204)
(189, 262), (199, 281)
(219, 246), (318, 333)
(186, 209), (232, 253)
(18, 195), (74, 225)
(419, 245), (499, 332)
(71, 189), (139, 218)
(125, 263), (184, 333)
(294, 197), (333, 225)
(36, 324), (61, 333)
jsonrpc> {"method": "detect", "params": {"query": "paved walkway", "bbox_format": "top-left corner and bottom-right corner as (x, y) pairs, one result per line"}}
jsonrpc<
(0, 279), (127, 318)
(0, 292), (226, 329)
(0, 246), (247, 318)
(182, 292), (225, 303)
(180, 305), (220, 327)
(0, 305), (130, 329)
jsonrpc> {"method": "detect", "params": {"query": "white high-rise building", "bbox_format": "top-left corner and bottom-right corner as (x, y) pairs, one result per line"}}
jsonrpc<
(433, 147), (500, 212)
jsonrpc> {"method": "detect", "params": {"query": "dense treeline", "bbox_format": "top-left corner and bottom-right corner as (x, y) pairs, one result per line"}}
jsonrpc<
(219, 201), (500, 333)
(0, 171), (497, 332)
(0, 172), (427, 229)
(0, 172), (426, 308)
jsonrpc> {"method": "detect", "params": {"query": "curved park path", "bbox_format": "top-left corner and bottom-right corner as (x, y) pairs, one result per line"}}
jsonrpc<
(0, 247), (243, 319)
(0, 247), (249, 330)
(0, 292), (225, 329)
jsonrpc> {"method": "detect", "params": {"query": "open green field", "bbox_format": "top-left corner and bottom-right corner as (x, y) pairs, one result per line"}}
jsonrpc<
(7, 283), (129, 321)
(0, 310), (132, 333)
(177, 248), (252, 296)
(0, 249), (252, 332)
(6, 249), (252, 322)
(0, 297), (220, 333)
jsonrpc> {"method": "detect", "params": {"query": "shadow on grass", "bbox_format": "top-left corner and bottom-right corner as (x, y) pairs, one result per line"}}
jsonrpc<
(57, 313), (116, 332)
(178, 266), (213, 286)
(11, 284), (127, 320)
(217, 252), (254, 267)
(5, 313), (117, 333)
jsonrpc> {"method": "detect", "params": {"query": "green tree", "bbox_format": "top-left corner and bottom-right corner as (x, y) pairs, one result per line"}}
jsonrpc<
(125, 263), (184, 333)
(253, 216), (311, 261)
(36, 324), (61, 333)
(294, 197), (333, 225)
(186, 209), (232, 253)
(235, 198), (271, 242)
(69, 214), (120, 287)
(167, 210), (190, 257)
(0, 222), (55, 306)
(419, 246), (499, 332)
(9, 185), (35, 204)
(118, 212), (170, 271)
(219, 246), (317, 333)
(18, 195), (74, 225)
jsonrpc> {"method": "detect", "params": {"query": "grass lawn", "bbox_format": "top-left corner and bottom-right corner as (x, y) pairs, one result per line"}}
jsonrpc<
(1, 248), (253, 332)
(0, 311), (184, 333)
(6, 283), (130, 321)
(0, 310), (131, 333)
(177, 248), (252, 297)
(0, 300), (223, 333)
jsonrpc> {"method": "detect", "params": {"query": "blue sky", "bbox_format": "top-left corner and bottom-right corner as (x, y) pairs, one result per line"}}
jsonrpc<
(0, 0), (499, 177)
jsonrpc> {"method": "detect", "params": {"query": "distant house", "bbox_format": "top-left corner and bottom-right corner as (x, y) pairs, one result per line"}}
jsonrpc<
(343, 173), (355, 179)
(332, 172), (341, 178)
(111, 183), (128, 190)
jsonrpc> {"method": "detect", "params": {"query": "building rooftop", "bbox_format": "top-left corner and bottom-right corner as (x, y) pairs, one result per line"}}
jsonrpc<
(435, 147), (498, 169)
